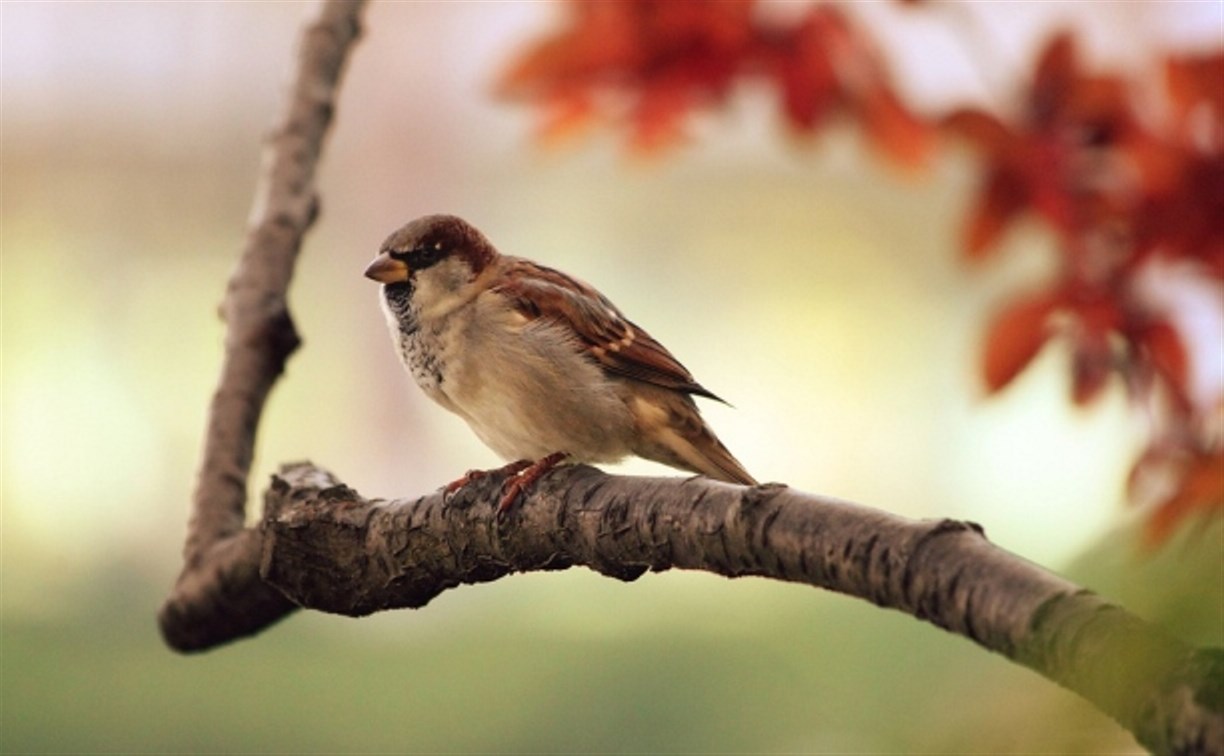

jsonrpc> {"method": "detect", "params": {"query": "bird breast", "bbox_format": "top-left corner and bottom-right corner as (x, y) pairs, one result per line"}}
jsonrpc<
(380, 285), (446, 400)
(390, 288), (637, 464)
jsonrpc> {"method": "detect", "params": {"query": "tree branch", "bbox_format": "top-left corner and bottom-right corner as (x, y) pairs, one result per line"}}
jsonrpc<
(159, 0), (367, 651)
(253, 462), (1219, 756)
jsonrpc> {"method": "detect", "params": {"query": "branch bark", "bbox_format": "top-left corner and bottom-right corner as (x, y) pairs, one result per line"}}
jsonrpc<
(257, 461), (1220, 755)
(159, 0), (367, 650)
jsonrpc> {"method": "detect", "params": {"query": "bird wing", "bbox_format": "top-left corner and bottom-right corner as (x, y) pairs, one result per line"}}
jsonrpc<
(492, 258), (726, 403)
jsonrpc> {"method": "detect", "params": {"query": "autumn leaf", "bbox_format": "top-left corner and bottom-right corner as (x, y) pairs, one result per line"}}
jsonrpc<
(499, 0), (929, 167)
(981, 291), (1060, 392)
(1166, 52), (1224, 148)
(1029, 32), (1077, 126)
(1135, 318), (1190, 401)
(499, 1), (1224, 547)
(860, 82), (933, 171)
(963, 169), (1029, 259)
(942, 108), (1012, 153)
(1068, 298), (1122, 405)
(1143, 450), (1224, 547)
(1071, 332), (1113, 406)
(630, 75), (694, 153)
(532, 90), (595, 144)
(769, 9), (839, 131)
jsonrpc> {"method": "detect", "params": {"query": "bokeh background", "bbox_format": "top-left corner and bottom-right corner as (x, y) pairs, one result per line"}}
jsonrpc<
(3, 1), (1220, 752)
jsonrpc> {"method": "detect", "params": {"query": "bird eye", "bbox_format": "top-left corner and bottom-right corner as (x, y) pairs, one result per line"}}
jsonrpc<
(411, 245), (444, 268)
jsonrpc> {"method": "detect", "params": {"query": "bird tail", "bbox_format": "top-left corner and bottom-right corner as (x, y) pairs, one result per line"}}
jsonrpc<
(630, 391), (758, 486)
(686, 430), (757, 486)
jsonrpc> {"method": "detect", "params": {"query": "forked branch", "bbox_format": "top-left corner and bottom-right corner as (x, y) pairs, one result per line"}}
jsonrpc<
(159, 0), (366, 650)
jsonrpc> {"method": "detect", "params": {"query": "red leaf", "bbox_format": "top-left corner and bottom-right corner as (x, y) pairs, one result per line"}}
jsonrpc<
(942, 108), (1012, 153)
(1026, 140), (1075, 236)
(1066, 298), (1123, 405)
(860, 82), (933, 171)
(1127, 445), (1170, 502)
(652, 0), (755, 53)
(1143, 450), (1224, 547)
(1075, 297), (1122, 336)
(773, 12), (839, 131)
(1062, 74), (1129, 133)
(981, 291), (1060, 392)
(497, 36), (571, 98)
(631, 76), (693, 153)
(1071, 330), (1113, 406)
(1166, 52), (1224, 144)
(1138, 319), (1189, 399)
(1030, 32), (1077, 126)
(498, 0), (760, 152)
(965, 169), (1028, 259)
(536, 92), (596, 145)
(778, 59), (838, 131)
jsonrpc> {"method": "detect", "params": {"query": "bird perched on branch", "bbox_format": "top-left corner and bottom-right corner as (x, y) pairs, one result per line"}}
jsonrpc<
(364, 214), (756, 512)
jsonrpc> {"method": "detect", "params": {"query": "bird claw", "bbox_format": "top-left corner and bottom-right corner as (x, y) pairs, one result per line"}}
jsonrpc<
(495, 451), (568, 519)
(443, 460), (532, 503)
(442, 471), (481, 499)
(441, 454), (567, 517)
(445, 455), (531, 504)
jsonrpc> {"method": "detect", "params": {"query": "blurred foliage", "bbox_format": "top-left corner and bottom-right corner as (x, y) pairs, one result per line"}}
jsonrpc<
(2, 2), (1220, 753)
(502, 0), (1224, 545)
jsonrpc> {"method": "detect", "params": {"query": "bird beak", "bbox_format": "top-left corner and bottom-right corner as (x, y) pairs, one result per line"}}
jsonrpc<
(364, 252), (410, 283)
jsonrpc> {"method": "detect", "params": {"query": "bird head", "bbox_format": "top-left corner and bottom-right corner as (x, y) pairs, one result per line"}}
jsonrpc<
(365, 214), (497, 316)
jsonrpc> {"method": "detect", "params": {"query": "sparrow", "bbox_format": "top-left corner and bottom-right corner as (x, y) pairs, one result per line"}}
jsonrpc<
(364, 214), (757, 511)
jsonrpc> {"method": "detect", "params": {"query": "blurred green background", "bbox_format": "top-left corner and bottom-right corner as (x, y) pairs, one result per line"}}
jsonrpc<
(3, 1), (1220, 752)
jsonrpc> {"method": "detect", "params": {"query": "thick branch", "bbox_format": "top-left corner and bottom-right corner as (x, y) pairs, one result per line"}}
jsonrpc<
(255, 462), (1220, 756)
(159, 0), (367, 651)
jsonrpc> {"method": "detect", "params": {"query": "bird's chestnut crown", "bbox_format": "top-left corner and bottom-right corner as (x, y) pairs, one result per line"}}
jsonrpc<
(367, 214), (496, 283)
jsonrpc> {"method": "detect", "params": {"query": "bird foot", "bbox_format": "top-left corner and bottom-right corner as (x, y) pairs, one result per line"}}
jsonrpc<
(444, 459), (534, 499)
(496, 451), (569, 517)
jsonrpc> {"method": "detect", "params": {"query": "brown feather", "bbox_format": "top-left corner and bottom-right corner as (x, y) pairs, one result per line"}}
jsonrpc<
(627, 389), (757, 486)
(493, 257), (725, 402)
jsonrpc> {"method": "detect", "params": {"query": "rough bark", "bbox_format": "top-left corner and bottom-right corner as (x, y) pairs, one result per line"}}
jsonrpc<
(159, 0), (366, 650)
(253, 461), (1221, 756)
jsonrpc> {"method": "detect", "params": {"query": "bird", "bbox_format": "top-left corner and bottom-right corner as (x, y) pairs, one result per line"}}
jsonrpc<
(364, 214), (757, 512)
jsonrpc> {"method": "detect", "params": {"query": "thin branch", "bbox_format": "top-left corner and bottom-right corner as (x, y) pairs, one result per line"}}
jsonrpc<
(254, 462), (1221, 756)
(159, 0), (367, 651)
